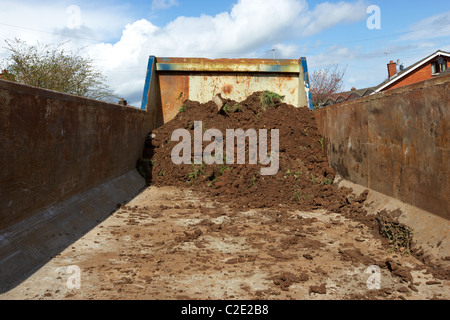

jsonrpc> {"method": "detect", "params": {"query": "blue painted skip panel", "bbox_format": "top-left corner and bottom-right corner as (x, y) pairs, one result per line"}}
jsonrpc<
(141, 56), (156, 110)
(301, 57), (314, 110)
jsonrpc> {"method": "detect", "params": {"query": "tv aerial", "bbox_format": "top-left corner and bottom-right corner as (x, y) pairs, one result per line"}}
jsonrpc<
(397, 59), (404, 72)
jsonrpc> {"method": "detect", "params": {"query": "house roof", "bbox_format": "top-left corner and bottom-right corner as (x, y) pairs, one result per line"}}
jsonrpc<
(373, 50), (450, 93)
(323, 86), (376, 105)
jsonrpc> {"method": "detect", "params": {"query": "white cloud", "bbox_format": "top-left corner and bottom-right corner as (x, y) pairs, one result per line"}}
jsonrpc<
(152, 0), (180, 11)
(398, 10), (450, 42)
(2, 1), (130, 40)
(272, 43), (302, 58)
(0, 0), (138, 98)
(300, 0), (368, 36)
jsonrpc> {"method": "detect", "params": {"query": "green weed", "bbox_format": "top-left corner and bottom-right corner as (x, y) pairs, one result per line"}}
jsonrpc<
(259, 91), (285, 111)
(223, 103), (242, 114)
(284, 169), (293, 178)
(319, 137), (324, 150)
(377, 215), (413, 254)
(284, 169), (302, 180)
(219, 166), (231, 175)
(187, 163), (205, 182)
(249, 175), (258, 187)
(292, 191), (311, 202)
(303, 128), (309, 136)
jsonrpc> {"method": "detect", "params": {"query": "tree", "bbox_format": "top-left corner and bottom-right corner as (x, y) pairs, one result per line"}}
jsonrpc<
(3, 38), (117, 102)
(309, 64), (347, 108)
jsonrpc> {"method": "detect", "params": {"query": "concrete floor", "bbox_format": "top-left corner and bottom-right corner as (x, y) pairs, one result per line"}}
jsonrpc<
(1, 186), (448, 300)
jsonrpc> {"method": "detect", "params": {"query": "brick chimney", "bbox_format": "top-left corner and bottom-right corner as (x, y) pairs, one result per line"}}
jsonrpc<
(387, 60), (397, 78)
(118, 98), (128, 106)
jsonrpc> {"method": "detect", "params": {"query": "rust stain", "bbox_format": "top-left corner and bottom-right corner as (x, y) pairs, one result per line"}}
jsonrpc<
(222, 84), (233, 95)
(158, 74), (190, 124)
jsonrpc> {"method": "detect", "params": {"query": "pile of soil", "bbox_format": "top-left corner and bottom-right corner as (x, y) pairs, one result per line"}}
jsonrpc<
(138, 91), (361, 214)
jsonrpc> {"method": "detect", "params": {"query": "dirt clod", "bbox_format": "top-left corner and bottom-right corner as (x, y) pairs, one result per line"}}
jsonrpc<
(309, 283), (327, 295)
(273, 272), (306, 291)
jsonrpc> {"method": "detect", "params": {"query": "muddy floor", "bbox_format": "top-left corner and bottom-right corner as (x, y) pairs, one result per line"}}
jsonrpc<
(1, 186), (448, 300)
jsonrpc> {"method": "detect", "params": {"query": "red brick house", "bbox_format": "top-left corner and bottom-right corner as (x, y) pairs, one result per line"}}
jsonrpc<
(374, 50), (449, 93)
(322, 87), (376, 106)
(0, 70), (15, 81)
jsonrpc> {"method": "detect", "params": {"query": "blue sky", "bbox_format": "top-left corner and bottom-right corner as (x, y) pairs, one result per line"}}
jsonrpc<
(1, 0), (449, 106)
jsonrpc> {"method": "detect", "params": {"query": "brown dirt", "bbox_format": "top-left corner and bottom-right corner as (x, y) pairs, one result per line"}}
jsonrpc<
(140, 91), (356, 214)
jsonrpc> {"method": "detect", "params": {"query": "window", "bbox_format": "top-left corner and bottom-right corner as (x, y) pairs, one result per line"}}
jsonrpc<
(439, 60), (447, 72)
(432, 57), (447, 74)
